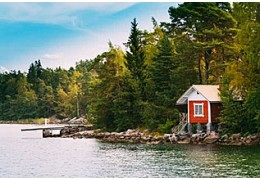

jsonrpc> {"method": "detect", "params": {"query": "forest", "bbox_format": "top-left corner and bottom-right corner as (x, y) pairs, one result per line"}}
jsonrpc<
(0, 2), (259, 134)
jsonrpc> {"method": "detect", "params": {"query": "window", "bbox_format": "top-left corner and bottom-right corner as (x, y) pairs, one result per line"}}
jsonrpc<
(194, 103), (204, 116)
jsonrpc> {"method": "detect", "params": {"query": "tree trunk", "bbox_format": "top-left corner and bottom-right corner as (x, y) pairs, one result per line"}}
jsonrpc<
(198, 58), (202, 84)
(204, 49), (212, 84)
(256, 3), (260, 23)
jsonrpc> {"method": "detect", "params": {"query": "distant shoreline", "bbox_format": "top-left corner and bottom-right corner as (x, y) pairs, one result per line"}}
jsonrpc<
(0, 119), (64, 125)
(0, 121), (41, 124)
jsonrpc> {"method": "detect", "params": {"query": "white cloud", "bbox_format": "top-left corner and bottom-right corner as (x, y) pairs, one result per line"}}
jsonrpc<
(0, 66), (9, 73)
(0, 2), (136, 28)
(1, 2), (175, 72)
(43, 53), (63, 59)
(39, 38), (110, 70)
(25, 2), (173, 69)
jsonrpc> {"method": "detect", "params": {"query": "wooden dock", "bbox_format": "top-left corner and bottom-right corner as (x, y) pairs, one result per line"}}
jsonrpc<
(21, 125), (93, 138)
(21, 126), (65, 131)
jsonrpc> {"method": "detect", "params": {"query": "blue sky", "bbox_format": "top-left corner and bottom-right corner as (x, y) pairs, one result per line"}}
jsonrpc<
(0, 2), (179, 72)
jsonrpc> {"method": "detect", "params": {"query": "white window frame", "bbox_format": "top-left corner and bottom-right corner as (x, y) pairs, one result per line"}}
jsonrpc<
(194, 103), (204, 117)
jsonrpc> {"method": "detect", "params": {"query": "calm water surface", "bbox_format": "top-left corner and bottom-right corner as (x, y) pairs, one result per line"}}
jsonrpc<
(0, 124), (260, 178)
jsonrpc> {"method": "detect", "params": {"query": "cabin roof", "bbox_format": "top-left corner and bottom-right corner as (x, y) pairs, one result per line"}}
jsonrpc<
(176, 85), (221, 105)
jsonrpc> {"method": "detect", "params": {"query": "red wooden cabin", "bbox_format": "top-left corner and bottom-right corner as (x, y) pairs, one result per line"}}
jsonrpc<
(176, 85), (222, 132)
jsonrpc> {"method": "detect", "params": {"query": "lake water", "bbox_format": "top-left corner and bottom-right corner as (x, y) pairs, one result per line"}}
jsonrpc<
(0, 124), (260, 178)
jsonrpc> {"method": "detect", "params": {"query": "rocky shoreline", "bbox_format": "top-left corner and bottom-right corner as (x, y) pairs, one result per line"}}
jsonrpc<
(60, 128), (260, 146)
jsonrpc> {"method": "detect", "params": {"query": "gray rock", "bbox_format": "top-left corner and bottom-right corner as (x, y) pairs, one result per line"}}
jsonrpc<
(171, 134), (178, 143)
(250, 135), (257, 140)
(204, 136), (219, 144)
(231, 133), (241, 140)
(177, 137), (191, 144)
(203, 132), (220, 144)
(151, 141), (161, 145)
(104, 132), (111, 137)
(163, 134), (172, 142)
(230, 141), (242, 146)
(221, 134), (228, 140)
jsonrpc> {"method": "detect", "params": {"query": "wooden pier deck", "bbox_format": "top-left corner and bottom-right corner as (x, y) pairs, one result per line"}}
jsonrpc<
(21, 125), (93, 138)
(21, 126), (65, 131)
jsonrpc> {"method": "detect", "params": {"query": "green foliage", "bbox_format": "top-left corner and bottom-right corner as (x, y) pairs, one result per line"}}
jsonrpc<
(158, 118), (178, 134)
(37, 80), (55, 117)
(113, 73), (142, 132)
(0, 73), (38, 120)
(142, 34), (178, 131)
(243, 87), (260, 132)
(149, 35), (176, 95)
(165, 2), (237, 84)
(87, 44), (126, 131)
(125, 18), (147, 99)
(219, 2), (260, 134)
(219, 77), (246, 133)
(0, 3), (259, 135)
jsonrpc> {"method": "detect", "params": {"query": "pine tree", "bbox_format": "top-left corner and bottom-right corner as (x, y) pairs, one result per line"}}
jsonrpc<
(125, 18), (146, 98)
(165, 2), (237, 84)
(37, 80), (55, 117)
(150, 35), (176, 97)
(143, 35), (178, 132)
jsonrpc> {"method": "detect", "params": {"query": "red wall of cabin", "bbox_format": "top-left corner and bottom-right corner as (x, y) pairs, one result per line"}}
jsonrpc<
(210, 103), (221, 123)
(189, 100), (208, 124)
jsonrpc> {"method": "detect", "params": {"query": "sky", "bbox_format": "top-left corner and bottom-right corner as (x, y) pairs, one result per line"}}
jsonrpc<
(0, 2), (179, 72)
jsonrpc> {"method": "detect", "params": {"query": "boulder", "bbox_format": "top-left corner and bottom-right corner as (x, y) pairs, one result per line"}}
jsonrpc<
(86, 131), (96, 138)
(190, 133), (205, 144)
(163, 134), (172, 142)
(191, 134), (197, 138)
(177, 137), (191, 144)
(229, 133), (242, 145)
(221, 134), (229, 140)
(179, 134), (189, 141)
(141, 136), (150, 142)
(203, 132), (219, 144)
(230, 141), (242, 146)
(111, 132), (121, 138)
(171, 134), (178, 143)
(72, 133), (83, 139)
(43, 129), (52, 137)
(219, 134), (230, 144)
(244, 136), (260, 145)
(204, 136), (218, 144)
(95, 133), (105, 139)
(60, 127), (70, 136)
(243, 138), (252, 145)
(151, 141), (161, 145)
(152, 135), (163, 142)
(231, 133), (241, 141)
(191, 134), (198, 144)
(104, 132), (111, 137)
(126, 129), (135, 134)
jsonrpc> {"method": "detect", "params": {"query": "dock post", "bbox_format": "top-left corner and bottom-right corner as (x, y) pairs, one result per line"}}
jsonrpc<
(45, 118), (48, 126)
(43, 128), (52, 138)
(188, 123), (192, 134)
(207, 123), (211, 133)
